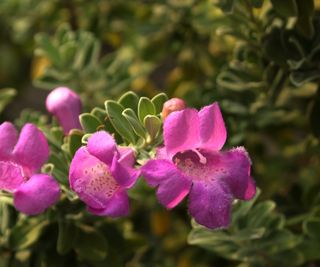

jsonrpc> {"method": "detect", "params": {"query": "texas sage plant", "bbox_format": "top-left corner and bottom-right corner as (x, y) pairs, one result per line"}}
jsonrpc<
(0, 1), (320, 267)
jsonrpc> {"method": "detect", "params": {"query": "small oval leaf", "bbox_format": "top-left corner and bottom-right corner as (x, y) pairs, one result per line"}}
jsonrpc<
(105, 100), (137, 144)
(138, 97), (156, 123)
(151, 93), (168, 114)
(74, 226), (108, 261)
(118, 91), (139, 112)
(122, 108), (146, 138)
(57, 219), (78, 255)
(144, 115), (161, 142)
(79, 113), (101, 133)
(68, 129), (84, 156)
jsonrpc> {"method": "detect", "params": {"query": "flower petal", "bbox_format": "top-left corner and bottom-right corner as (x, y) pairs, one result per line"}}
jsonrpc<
(182, 148), (255, 201)
(0, 162), (24, 192)
(155, 146), (169, 160)
(0, 122), (18, 160)
(118, 147), (135, 167)
(69, 147), (120, 210)
(219, 147), (256, 200)
(164, 108), (200, 157)
(110, 154), (139, 188)
(142, 159), (192, 208)
(87, 131), (117, 165)
(87, 190), (129, 217)
(156, 174), (191, 209)
(245, 176), (256, 200)
(12, 124), (49, 173)
(141, 159), (178, 186)
(199, 103), (227, 151)
(188, 180), (232, 229)
(13, 174), (60, 215)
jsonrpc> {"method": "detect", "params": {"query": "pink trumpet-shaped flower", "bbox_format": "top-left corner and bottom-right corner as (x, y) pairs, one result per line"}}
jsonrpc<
(0, 122), (60, 215)
(69, 131), (140, 217)
(142, 102), (256, 229)
(46, 87), (82, 134)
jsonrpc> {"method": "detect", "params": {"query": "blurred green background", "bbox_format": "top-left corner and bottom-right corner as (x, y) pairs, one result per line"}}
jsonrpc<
(1, 0), (320, 267)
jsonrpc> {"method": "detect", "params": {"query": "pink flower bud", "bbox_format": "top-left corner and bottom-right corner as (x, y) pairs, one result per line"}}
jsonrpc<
(162, 98), (186, 120)
(46, 87), (82, 134)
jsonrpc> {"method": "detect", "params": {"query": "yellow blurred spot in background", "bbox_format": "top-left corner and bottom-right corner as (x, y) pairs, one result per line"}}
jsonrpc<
(104, 32), (122, 48)
(31, 56), (50, 80)
(150, 210), (171, 236)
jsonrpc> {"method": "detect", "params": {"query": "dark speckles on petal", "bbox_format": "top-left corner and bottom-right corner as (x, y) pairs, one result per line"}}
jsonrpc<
(84, 163), (120, 199)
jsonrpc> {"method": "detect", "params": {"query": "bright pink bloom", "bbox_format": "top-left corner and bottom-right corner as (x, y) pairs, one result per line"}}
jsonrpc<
(0, 122), (60, 215)
(69, 131), (140, 217)
(142, 103), (256, 229)
(46, 87), (82, 134)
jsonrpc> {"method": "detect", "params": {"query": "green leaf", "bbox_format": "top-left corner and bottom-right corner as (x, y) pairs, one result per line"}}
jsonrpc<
(72, 33), (94, 70)
(0, 88), (16, 113)
(57, 219), (78, 255)
(0, 202), (11, 235)
(188, 226), (240, 258)
(59, 41), (77, 68)
(245, 230), (299, 256)
(55, 23), (71, 43)
(250, 0), (263, 8)
(49, 152), (68, 173)
(303, 218), (320, 240)
(81, 133), (92, 144)
(50, 127), (64, 143)
(118, 91), (139, 113)
(91, 107), (107, 123)
(68, 129), (84, 156)
(79, 113), (101, 133)
(189, 227), (265, 245)
(104, 117), (123, 144)
(270, 0), (298, 17)
(219, 0), (235, 13)
(151, 93), (168, 114)
(41, 163), (54, 175)
(9, 219), (48, 250)
(220, 100), (248, 116)
(144, 115), (161, 141)
(247, 201), (276, 228)
(263, 28), (288, 66)
(74, 226), (108, 261)
(105, 100), (137, 144)
(232, 189), (260, 224)
(52, 166), (69, 186)
(35, 34), (61, 67)
(295, 0), (315, 39)
(138, 97), (156, 123)
(310, 95), (320, 138)
(85, 40), (101, 66)
(298, 239), (320, 261)
(272, 249), (304, 267)
(296, 16), (314, 39)
(290, 70), (320, 87)
(122, 108), (146, 138)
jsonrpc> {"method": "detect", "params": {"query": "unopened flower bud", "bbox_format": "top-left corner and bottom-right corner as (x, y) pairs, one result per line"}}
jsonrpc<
(162, 98), (186, 119)
(46, 87), (82, 134)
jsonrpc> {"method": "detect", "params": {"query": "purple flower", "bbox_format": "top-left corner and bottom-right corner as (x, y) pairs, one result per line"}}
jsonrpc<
(0, 122), (60, 215)
(69, 131), (140, 217)
(46, 87), (82, 134)
(141, 103), (256, 229)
